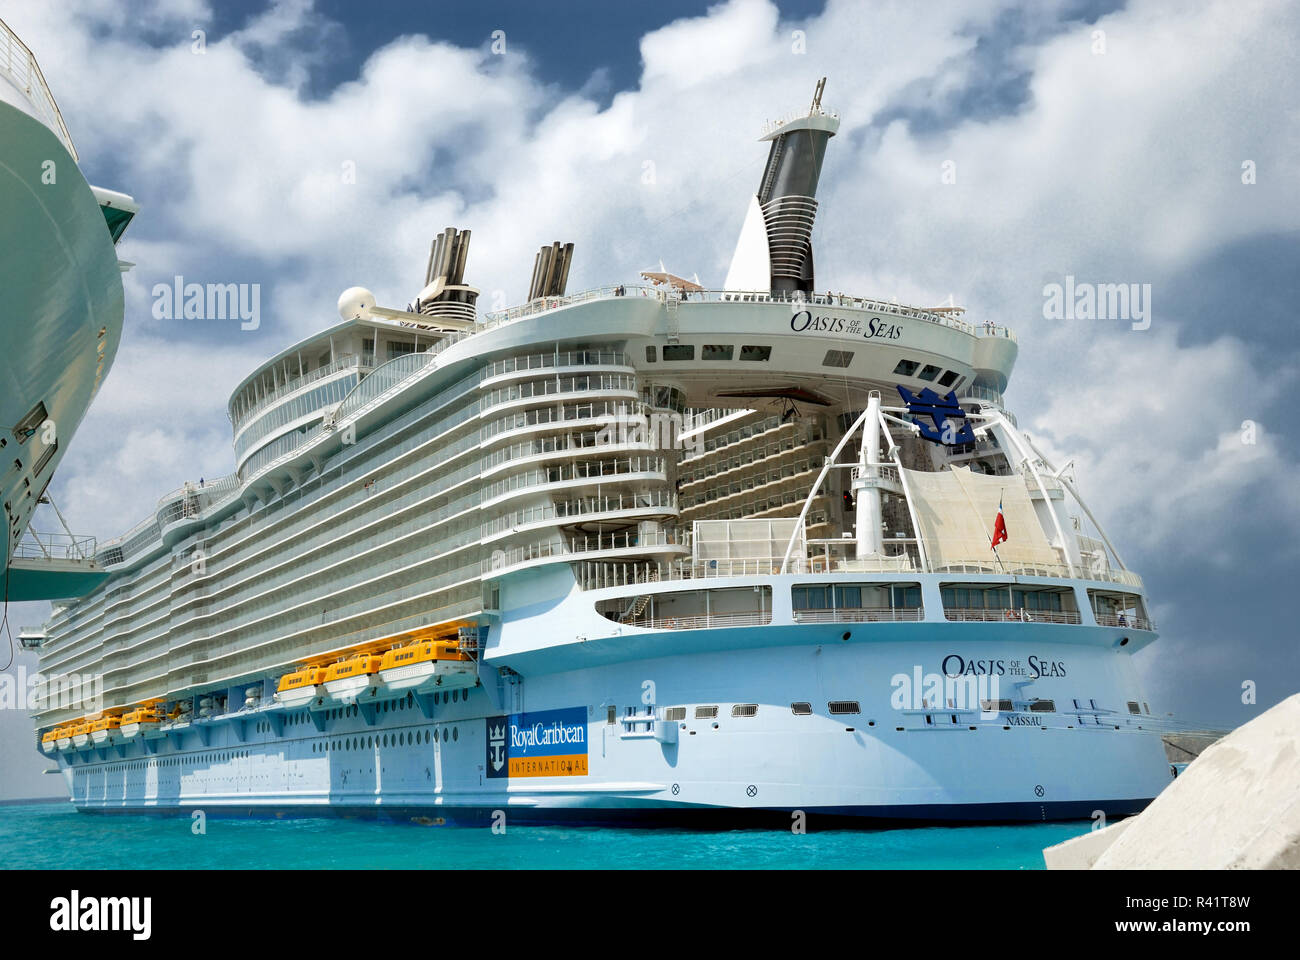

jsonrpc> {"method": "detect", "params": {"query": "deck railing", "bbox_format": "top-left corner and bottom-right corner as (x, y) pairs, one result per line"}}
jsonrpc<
(0, 18), (77, 161)
(943, 607), (1083, 625)
(792, 607), (924, 623)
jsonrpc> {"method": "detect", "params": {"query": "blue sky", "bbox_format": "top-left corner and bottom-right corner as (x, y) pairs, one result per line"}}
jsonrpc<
(2, 0), (1298, 799)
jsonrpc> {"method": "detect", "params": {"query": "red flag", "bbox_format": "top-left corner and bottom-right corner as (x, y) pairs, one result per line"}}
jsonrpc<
(991, 497), (1008, 549)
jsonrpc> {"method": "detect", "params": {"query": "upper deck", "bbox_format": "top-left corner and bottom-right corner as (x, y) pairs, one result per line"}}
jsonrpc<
(0, 17), (77, 161)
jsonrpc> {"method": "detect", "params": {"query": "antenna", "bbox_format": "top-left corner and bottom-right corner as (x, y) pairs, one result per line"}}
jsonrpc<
(810, 77), (826, 113)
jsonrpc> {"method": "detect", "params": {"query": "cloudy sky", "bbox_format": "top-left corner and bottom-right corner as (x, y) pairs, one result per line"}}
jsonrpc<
(2, 0), (1297, 799)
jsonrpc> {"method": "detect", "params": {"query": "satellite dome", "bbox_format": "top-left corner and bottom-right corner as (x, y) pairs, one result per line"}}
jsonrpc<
(338, 286), (375, 321)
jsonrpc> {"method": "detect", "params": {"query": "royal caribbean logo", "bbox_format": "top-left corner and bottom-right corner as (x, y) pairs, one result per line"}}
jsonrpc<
(485, 706), (588, 779)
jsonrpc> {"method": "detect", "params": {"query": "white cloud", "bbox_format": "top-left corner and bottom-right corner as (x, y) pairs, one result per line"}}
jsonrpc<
(1025, 327), (1299, 564)
(2, 0), (1296, 723)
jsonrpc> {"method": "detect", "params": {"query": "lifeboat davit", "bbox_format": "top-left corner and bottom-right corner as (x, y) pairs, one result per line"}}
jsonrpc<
(378, 639), (477, 694)
(120, 706), (164, 739)
(275, 666), (327, 709)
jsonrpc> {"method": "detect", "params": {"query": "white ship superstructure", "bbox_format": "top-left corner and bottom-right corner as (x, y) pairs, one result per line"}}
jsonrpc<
(33, 83), (1174, 823)
(1, 17), (137, 600)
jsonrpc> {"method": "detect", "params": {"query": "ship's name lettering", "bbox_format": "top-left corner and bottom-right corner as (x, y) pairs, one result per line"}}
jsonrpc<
(789, 310), (902, 341)
(1005, 714), (1042, 726)
(941, 654), (1067, 678)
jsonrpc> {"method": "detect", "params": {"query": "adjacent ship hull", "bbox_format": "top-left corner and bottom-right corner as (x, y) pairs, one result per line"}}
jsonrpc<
(0, 100), (124, 563)
(1, 18), (135, 597)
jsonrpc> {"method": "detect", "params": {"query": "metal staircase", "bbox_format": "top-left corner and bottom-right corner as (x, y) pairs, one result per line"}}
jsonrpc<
(665, 295), (680, 344)
(619, 569), (659, 622)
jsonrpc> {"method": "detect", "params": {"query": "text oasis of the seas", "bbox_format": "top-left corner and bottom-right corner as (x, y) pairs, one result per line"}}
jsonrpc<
(789, 310), (903, 340)
(941, 654), (1067, 678)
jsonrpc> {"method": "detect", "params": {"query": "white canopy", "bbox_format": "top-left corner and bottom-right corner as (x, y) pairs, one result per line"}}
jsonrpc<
(901, 466), (1060, 572)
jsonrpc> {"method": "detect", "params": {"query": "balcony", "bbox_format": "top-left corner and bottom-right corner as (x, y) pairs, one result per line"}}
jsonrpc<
(943, 607), (1083, 625)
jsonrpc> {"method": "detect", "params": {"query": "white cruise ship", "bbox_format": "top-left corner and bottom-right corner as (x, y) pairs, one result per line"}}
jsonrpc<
(32, 82), (1176, 824)
(1, 17), (137, 602)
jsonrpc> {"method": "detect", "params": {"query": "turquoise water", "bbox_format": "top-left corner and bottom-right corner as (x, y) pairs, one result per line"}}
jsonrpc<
(0, 801), (1090, 869)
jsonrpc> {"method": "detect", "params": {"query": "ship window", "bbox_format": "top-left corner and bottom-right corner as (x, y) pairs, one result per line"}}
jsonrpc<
(828, 701), (860, 715)
(702, 344), (734, 361)
(645, 346), (657, 363)
(1027, 700), (1056, 713)
(892, 359), (920, 377)
(694, 705), (718, 719)
(664, 707), (686, 722)
(938, 370), (959, 387)
(918, 364), (942, 381)
(732, 704), (758, 718)
(453, 728), (459, 742)
(822, 350), (853, 368)
(739, 345), (771, 361)
(1143, 702), (1150, 714)
(1127, 701), (1141, 714)
(607, 706), (617, 724)
(791, 702), (812, 715)
(663, 344), (694, 361)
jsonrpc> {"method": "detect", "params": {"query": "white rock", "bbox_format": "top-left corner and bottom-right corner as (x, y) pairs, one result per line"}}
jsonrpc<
(1084, 693), (1300, 869)
(1043, 817), (1133, 869)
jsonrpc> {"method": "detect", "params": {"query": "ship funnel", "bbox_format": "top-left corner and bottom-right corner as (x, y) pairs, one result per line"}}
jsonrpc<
(527, 241), (576, 300)
(414, 227), (479, 326)
(723, 78), (839, 297)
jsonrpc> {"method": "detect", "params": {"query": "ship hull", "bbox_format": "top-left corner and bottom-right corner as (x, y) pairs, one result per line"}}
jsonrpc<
(54, 625), (1174, 824)
(0, 100), (124, 579)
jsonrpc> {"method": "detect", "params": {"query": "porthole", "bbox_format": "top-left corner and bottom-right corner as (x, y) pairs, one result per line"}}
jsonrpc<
(452, 728), (458, 742)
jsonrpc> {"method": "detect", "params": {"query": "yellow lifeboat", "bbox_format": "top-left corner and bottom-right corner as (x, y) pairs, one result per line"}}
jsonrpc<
(56, 725), (74, 752)
(71, 721), (92, 749)
(378, 638), (477, 694)
(89, 715), (123, 746)
(322, 653), (383, 705)
(41, 730), (58, 754)
(275, 665), (328, 709)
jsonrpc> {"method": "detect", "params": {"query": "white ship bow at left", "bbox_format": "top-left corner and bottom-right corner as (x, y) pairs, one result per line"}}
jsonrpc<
(1, 17), (138, 602)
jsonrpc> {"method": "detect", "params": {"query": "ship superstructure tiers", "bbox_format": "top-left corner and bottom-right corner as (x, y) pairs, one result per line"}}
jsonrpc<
(32, 83), (1173, 823)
